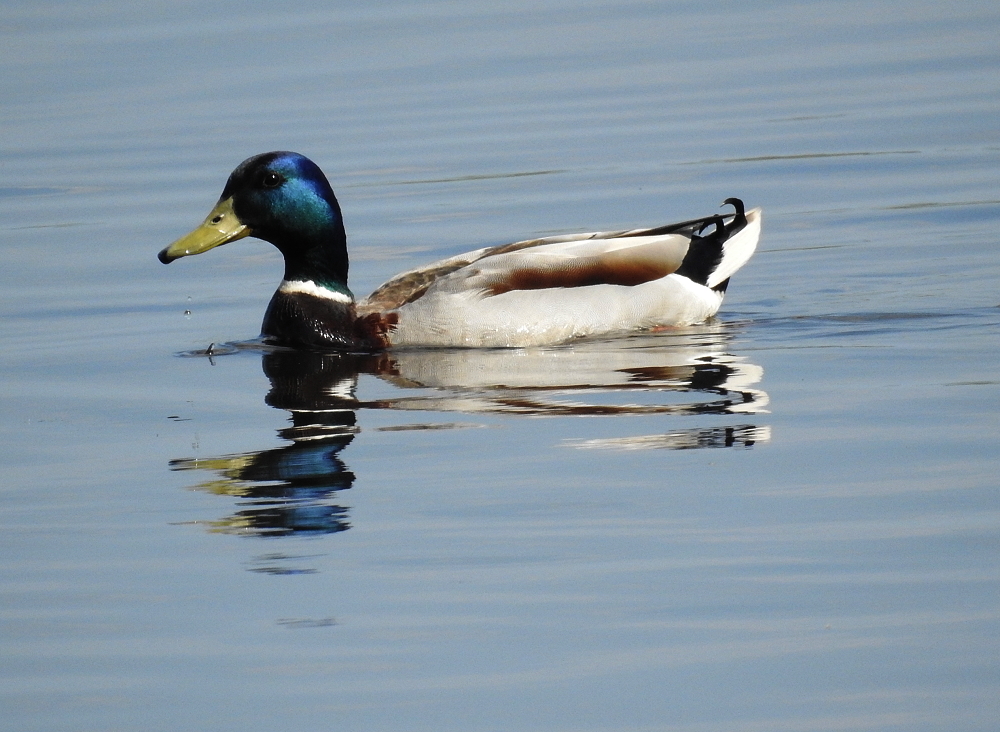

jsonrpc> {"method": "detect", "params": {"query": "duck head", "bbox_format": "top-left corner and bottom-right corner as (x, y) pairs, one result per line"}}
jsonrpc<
(158, 152), (351, 290)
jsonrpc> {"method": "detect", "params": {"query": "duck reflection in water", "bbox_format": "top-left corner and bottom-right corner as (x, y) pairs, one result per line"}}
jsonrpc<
(167, 327), (769, 538)
(169, 350), (387, 537)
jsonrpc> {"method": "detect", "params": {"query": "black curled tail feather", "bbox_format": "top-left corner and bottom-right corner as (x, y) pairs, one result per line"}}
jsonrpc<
(673, 198), (748, 292)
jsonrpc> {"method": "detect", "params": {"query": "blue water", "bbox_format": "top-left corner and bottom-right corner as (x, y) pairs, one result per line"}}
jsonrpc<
(3, 1), (1000, 730)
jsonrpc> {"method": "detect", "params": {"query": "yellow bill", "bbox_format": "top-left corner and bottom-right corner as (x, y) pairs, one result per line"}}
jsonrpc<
(158, 197), (250, 263)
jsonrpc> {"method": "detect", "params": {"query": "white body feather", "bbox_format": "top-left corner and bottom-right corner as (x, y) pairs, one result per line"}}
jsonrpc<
(387, 274), (721, 347)
(369, 208), (761, 348)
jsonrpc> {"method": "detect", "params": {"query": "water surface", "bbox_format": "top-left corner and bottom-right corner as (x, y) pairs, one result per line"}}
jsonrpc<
(2, 1), (999, 730)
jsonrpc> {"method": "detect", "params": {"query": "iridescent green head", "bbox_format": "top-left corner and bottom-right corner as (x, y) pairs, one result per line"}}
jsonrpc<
(159, 152), (350, 288)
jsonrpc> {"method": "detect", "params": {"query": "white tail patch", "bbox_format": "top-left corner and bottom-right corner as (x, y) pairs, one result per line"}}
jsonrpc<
(707, 208), (761, 289)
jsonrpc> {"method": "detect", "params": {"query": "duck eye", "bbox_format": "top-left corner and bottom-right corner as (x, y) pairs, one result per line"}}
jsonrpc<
(261, 171), (283, 188)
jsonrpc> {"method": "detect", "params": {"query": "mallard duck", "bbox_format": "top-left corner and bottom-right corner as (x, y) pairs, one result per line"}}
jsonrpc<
(158, 151), (760, 350)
